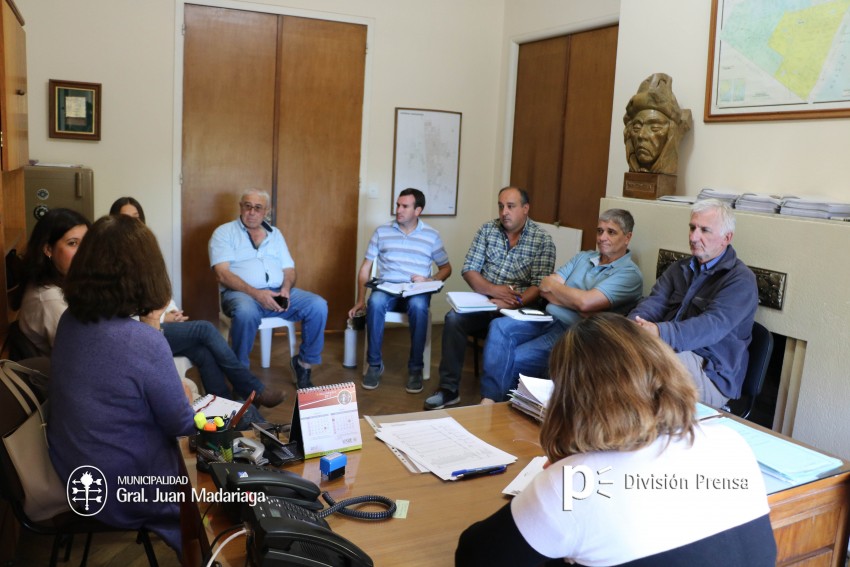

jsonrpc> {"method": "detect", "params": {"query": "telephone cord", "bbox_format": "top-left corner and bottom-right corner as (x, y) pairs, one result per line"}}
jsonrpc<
(205, 526), (248, 567)
(318, 492), (396, 520)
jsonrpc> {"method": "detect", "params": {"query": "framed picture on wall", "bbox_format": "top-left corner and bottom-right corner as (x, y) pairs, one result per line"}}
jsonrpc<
(391, 108), (461, 216)
(704, 0), (850, 122)
(49, 79), (102, 140)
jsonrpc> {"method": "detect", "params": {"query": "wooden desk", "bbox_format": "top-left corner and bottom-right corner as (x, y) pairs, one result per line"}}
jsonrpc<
(179, 404), (850, 567)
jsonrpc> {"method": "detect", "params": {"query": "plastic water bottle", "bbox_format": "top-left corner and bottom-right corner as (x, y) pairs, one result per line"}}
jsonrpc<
(343, 319), (358, 368)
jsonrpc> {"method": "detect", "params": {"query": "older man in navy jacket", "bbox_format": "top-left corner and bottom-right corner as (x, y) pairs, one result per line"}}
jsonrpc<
(628, 199), (757, 407)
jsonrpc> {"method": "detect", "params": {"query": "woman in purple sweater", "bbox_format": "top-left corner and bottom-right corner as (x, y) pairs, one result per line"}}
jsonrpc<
(48, 215), (195, 556)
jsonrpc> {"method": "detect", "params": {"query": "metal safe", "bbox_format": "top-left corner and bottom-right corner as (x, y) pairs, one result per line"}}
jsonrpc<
(23, 165), (94, 238)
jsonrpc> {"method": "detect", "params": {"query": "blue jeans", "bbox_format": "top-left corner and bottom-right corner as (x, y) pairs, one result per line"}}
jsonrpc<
(221, 288), (328, 368)
(162, 320), (265, 399)
(437, 310), (501, 394)
(480, 317), (568, 401)
(366, 290), (431, 371)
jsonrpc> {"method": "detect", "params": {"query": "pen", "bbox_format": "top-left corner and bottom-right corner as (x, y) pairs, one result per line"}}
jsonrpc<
(451, 465), (507, 480)
(508, 285), (522, 305)
(228, 391), (256, 430)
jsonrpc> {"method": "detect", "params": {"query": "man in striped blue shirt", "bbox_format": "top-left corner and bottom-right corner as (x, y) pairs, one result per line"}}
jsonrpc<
(349, 188), (452, 393)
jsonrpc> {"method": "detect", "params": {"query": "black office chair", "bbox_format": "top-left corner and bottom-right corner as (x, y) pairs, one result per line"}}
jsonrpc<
(0, 371), (160, 567)
(728, 321), (773, 420)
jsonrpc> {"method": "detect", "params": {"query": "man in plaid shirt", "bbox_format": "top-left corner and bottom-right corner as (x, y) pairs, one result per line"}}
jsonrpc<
(425, 187), (555, 410)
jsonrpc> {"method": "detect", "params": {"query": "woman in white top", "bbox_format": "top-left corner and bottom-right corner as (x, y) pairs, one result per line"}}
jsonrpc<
(456, 312), (776, 567)
(12, 208), (90, 356)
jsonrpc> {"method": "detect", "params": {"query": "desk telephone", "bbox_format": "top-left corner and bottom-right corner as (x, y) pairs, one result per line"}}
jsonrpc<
(208, 463), (376, 567)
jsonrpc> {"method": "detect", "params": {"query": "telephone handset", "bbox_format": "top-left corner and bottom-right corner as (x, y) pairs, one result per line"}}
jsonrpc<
(248, 496), (373, 567)
(208, 462), (322, 510)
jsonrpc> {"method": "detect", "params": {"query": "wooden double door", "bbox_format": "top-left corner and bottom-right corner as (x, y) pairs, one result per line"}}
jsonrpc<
(510, 25), (618, 251)
(181, 4), (366, 329)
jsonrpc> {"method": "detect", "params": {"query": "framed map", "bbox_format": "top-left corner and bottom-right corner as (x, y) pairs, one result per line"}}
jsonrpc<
(391, 108), (462, 216)
(705, 0), (850, 122)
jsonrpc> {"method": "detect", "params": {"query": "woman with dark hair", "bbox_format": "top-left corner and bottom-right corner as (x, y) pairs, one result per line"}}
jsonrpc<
(48, 215), (195, 555)
(109, 195), (146, 223)
(108, 197), (284, 408)
(457, 313), (776, 567)
(11, 208), (91, 355)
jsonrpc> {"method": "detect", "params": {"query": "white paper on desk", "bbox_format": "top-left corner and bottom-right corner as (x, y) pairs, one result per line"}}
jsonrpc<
(502, 456), (547, 496)
(374, 417), (517, 481)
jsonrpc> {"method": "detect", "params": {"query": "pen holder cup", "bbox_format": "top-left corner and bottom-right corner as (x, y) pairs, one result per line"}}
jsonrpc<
(197, 428), (238, 462)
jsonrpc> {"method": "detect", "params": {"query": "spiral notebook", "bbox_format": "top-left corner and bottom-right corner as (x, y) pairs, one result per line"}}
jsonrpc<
(291, 382), (362, 459)
(191, 393), (244, 418)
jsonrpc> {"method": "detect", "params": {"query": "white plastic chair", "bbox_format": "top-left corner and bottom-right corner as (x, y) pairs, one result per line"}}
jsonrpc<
(219, 312), (297, 369)
(363, 263), (433, 379)
(173, 356), (201, 399)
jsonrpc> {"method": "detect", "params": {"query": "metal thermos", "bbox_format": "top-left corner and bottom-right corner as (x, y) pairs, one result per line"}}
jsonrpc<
(343, 321), (358, 368)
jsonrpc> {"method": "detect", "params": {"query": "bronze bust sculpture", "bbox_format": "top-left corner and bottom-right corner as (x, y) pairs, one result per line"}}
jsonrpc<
(623, 73), (692, 175)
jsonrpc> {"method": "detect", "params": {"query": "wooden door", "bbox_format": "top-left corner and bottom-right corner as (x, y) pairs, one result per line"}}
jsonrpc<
(182, 6), (278, 322)
(276, 16), (365, 331)
(181, 6), (365, 330)
(510, 36), (569, 222)
(510, 25), (618, 251)
(559, 25), (618, 251)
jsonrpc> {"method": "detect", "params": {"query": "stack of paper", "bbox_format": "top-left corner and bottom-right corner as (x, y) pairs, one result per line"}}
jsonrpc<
(697, 187), (740, 205)
(779, 196), (850, 220)
(500, 308), (553, 322)
(657, 195), (696, 205)
(508, 374), (554, 422)
(720, 418), (842, 483)
(447, 291), (497, 313)
(372, 416), (516, 481)
(376, 280), (444, 297)
(734, 193), (782, 214)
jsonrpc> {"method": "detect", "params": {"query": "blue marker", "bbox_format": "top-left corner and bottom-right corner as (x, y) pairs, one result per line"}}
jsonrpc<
(450, 465), (507, 480)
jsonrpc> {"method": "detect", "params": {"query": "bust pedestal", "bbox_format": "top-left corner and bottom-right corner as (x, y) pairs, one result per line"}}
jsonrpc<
(623, 172), (677, 200)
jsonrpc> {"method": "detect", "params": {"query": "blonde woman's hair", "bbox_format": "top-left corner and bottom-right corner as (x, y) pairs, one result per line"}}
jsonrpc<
(541, 313), (697, 462)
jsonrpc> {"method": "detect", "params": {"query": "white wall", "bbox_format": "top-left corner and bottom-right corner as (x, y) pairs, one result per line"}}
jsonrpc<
(18, 0), (507, 317)
(607, 0), (850, 200)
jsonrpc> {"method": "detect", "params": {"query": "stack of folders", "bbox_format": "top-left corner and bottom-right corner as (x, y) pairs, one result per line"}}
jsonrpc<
(734, 193), (782, 214)
(446, 291), (497, 313)
(779, 196), (850, 220)
(720, 418), (842, 484)
(697, 187), (740, 205)
(508, 375), (554, 423)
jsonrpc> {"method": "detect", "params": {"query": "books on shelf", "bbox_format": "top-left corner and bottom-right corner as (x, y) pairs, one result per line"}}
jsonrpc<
(376, 280), (444, 297)
(500, 308), (554, 322)
(446, 291), (497, 313)
(508, 374), (554, 422)
(292, 382), (362, 459)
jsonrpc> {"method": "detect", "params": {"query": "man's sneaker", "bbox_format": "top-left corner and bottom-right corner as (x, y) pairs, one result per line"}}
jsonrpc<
(424, 388), (459, 410)
(254, 386), (286, 408)
(362, 363), (384, 390)
(405, 371), (424, 394)
(290, 355), (314, 389)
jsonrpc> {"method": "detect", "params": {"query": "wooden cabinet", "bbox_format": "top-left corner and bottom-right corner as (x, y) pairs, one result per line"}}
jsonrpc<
(0, 0), (27, 353)
(0, 0), (26, 172)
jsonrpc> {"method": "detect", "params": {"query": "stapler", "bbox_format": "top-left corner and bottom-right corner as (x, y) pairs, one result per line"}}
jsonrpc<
(233, 437), (268, 466)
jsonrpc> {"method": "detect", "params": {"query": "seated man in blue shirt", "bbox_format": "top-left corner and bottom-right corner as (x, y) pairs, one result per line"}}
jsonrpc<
(209, 189), (328, 388)
(628, 198), (758, 407)
(479, 208), (643, 403)
(348, 188), (452, 394)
